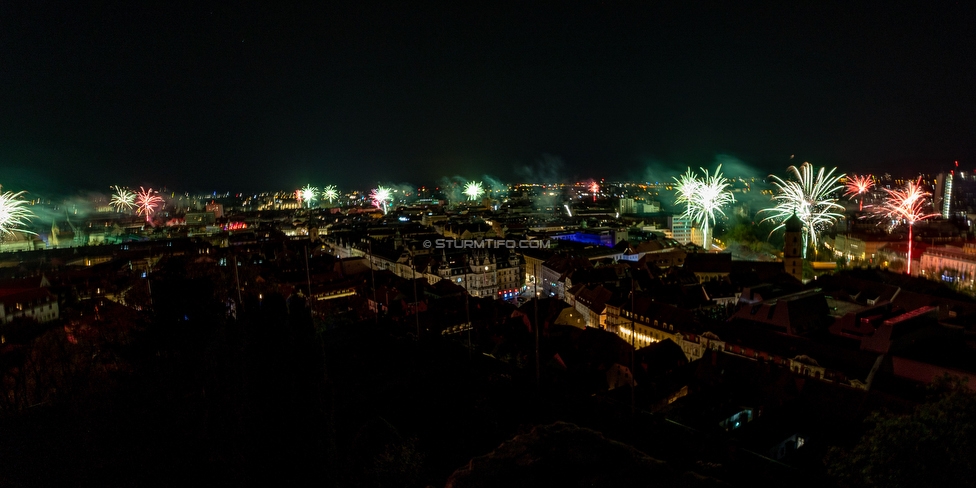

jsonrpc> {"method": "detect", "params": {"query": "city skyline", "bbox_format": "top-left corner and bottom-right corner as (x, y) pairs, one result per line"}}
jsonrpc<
(2, 2), (975, 192)
(0, 160), (967, 201)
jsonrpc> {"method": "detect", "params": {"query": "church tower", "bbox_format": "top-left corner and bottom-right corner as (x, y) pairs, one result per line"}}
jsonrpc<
(438, 249), (451, 280)
(784, 212), (803, 282)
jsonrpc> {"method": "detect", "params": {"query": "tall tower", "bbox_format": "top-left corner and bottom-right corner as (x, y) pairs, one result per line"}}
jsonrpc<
(784, 212), (804, 282)
(934, 171), (953, 219)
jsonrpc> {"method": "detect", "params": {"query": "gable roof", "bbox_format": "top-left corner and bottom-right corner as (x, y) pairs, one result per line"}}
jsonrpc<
(683, 252), (732, 274)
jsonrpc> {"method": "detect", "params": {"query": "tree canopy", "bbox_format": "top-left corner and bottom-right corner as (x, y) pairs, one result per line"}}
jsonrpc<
(827, 376), (976, 488)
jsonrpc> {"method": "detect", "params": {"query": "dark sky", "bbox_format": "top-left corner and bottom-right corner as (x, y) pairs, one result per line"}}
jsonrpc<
(2, 1), (975, 193)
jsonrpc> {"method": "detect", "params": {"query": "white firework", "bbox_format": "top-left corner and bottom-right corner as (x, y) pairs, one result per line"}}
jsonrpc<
(0, 186), (36, 239)
(672, 165), (735, 250)
(464, 181), (484, 201)
(760, 162), (845, 258)
(322, 185), (338, 203)
(300, 185), (317, 208)
(110, 186), (136, 212)
(370, 186), (392, 214)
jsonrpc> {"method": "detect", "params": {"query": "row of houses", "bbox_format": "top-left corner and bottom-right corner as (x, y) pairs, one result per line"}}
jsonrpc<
(326, 234), (525, 299)
(827, 232), (976, 293)
(565, 258), (976, 392)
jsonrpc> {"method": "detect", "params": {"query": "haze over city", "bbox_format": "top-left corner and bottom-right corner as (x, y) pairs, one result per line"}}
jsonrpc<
(3, 1), (975, 192)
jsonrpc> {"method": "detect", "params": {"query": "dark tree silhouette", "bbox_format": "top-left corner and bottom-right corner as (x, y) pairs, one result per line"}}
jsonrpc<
(827, 376), (976, 488)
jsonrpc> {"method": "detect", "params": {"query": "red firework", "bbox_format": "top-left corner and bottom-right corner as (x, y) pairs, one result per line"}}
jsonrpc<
(135, 187), (163, 224)
(844, 174), (874, 211)
(874, 177), (937, 275)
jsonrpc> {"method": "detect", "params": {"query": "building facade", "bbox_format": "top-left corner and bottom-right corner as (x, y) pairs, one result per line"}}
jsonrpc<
(0, 288), (60, 325)
(918, 244), (976, 289)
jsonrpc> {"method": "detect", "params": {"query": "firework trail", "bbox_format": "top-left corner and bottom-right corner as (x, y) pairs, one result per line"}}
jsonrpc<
(110, 186), (136, 212)
(760, 162), (845, 258)
(873, 177), (937, 275)
(0, 186), (36, 239)
(135, 187), (163, 224)
(672, 165), (735, 250)
(844, 174), (874, 211)
(370, 186), (392, 214)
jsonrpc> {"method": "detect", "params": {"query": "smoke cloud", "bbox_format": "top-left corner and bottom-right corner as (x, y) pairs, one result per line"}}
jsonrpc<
(638, 153), (776, 218)
(515, 154), (569, 184)
(480, 174), (509, 199)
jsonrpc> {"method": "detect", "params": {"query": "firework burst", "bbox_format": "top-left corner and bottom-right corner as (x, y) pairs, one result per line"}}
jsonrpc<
(760, 162), (845, 258)
(0, 186), (36, 239)
(300, 185), (317, 208)
(873, 177), (937, 275)
(464, 181), (484, 201)
(674, 168), (699, 206)
(672, 165), (735, 250)
(135, 187), (163, 224)
(110, 186), (136, 212)
(844, 174), (874, 211)
(322, 185), (338, 203)
(370, 186), (392, 214)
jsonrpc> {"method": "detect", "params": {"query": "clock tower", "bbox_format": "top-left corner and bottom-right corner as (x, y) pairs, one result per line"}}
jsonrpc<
(784, 212), (803, 282)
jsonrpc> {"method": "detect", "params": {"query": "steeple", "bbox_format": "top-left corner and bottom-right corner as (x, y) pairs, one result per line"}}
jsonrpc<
(438, 249), (450, 279)
(784, 211), (803, 282)
(785, 211), (802, 233)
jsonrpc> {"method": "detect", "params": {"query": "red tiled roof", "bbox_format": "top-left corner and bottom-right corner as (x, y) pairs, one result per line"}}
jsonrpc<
(0, 288), (56, 307)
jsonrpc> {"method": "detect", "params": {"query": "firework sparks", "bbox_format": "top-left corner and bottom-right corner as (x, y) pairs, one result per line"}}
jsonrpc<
(0, 186), (36, 239)
(370, 186), (392, 214)
(674, 168), (699, 208)
(588, 180), (600, 202)
(110, 186), (136, 212)
(672, 165), (735, 250)
(760, 162), (845, 258)
(300, 185), (317, 208)
(844, 174), (874, 211)
(322, 185), (338, 203)
(135, 187), (163, 224)
(464, 181), (484, 201)
(874, 177), (937, 275)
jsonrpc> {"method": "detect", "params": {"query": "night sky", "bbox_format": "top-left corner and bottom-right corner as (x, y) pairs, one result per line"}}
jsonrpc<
(2, 1), (975, 193)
